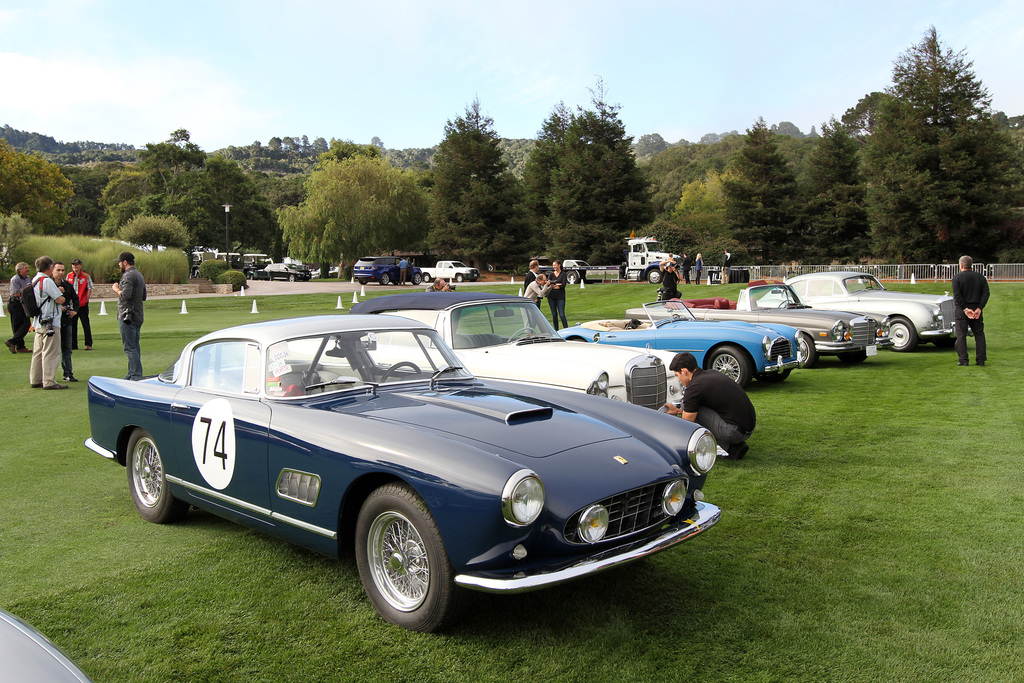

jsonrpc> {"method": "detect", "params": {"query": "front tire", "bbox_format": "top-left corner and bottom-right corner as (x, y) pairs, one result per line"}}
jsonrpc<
(355, 484), (461, 632)
(647, 270), (663, 284)
(127, 429), (187, 524)
(412, 273), (422, 285)
(797, 332), (818, 369)
(706, 345), (754, 388)
(288, 274), (296, 282)
(455, 273), (464, 283)
(889, 317), (919, 352)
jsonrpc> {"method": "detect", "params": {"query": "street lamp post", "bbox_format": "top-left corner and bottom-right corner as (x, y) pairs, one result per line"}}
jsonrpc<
(223, 204), (231, 267)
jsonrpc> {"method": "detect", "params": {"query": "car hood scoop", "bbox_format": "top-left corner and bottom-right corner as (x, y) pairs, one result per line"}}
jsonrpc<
(371, 388), (631, 457)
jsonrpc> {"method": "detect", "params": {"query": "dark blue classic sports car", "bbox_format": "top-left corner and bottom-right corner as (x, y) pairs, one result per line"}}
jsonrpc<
(85, 315), (721, 631)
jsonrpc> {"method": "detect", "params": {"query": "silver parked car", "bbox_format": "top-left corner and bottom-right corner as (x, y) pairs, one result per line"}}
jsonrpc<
(674, 282), (893, 367)
(785, 272), (954, 352)
(0, 609), (93, 682)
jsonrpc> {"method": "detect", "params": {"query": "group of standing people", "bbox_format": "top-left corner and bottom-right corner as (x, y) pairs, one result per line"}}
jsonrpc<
(523, 259), (568, 330)
(5, 251), (147, 388)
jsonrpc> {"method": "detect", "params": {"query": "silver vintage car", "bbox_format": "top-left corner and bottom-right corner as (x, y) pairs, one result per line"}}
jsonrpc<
(675, 282), (893, 367)
(785, 272), (954, 352)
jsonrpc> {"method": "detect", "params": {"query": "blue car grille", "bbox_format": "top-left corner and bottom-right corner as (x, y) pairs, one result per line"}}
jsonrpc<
(767, 337), (793, 360)
(564, 481), (679, 544)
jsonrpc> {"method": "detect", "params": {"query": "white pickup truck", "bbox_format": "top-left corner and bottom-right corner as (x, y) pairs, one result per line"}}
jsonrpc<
(420, 261), (479, 282)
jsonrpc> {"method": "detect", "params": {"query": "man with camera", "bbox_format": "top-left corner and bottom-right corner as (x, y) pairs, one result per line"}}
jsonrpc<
(28, 256), (67, 390)
(52, 261), (79, 382)
(111, 251), (147, 381)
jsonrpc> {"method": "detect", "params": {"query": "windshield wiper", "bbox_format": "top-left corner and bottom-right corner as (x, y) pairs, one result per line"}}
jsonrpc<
(305, 377), (360, 391)
(514, 335), (558, 344)
(430, 365), (466, 391)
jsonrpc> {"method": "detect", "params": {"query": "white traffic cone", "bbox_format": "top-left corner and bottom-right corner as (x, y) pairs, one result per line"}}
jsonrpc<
(352, 292), (359, 304)
(360, 285), (366, 297)
(239, 285), (245, 296)
(518, 288), (524, 297)
(580, 280), (586, 290)
(180, 300), (188, 314)
(99, 301), (108, 316)
(0, 300), (5, 317)
(336, 296), (344, 310)
(911, 274), (917, 284)
(250, 299), (259, 314)
(510, 276), (515, 284)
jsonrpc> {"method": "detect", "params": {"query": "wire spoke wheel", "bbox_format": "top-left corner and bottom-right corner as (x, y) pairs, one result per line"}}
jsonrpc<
(369, 511), (430, 611)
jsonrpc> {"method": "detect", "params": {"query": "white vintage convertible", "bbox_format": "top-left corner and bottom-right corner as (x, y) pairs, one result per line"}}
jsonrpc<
(351, 292), (683, 410)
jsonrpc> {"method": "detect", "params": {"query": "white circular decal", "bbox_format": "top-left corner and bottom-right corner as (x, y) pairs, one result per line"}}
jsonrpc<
(191, 398), (237, 490)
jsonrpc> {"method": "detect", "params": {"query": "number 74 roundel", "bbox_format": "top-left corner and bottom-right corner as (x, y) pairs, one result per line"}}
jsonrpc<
(191, 398), (237, 490)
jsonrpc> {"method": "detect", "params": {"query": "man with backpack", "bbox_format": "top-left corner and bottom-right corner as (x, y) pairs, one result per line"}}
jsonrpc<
(27, 256), (67, 390)
(6, 261), (32, 354)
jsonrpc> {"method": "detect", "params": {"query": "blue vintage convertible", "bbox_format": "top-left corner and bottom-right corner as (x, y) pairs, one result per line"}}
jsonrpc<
(558, 300), (803, 387)
(85, 315), (721, 632)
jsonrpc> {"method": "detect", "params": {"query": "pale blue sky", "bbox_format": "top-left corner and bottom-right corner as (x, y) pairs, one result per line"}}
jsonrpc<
(2, 0), (1022, 152)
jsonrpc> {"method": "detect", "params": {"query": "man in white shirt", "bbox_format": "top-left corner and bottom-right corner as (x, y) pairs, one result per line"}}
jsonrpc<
(28, 256), (67, 390)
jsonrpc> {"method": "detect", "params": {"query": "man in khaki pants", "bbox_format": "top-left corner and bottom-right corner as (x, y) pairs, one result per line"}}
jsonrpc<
(28, 255), (68, 390)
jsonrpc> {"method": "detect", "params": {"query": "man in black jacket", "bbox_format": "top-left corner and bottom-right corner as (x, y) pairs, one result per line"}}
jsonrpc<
(952, 255), (990, 366)
(52, 261), (79, 382)
(680, 253), (692, 285)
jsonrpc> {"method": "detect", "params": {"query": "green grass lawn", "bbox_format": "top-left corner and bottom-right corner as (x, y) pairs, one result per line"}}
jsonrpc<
(2, 281), (1022, 682)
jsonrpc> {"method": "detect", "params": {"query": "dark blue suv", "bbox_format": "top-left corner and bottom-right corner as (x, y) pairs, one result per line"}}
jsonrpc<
(353, 257), (423, 286)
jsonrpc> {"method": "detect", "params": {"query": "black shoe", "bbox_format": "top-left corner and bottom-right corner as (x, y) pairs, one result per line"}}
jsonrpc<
(30, 383), (43, 388)
(726, 441), (749, 460)
(957, 362), (969, 366)
(64, 375), (78, 382)
(976, 361), (985, 366)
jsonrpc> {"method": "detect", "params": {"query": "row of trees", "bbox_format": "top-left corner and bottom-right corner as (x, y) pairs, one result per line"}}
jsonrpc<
(2, 28), (1022, 276)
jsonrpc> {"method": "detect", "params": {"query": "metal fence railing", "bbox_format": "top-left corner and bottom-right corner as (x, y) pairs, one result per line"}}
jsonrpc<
(735, 263), (1024, 282)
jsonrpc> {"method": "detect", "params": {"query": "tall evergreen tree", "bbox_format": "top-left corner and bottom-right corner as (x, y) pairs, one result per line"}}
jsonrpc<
(723, 117), (797, 264)
(428, 98), (531, 266)
(863, 27), (1024, 262)
(540, 83), (653, 264)
(802, 118), (869, 262)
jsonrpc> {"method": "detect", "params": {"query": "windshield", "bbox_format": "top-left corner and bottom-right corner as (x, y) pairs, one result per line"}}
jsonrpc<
(843, 275), (885, 293)
(265, 329), (471, 397)
(450, 303), (561, 348)
(749, 284), (806, 309)
(641, 300), (698, 324)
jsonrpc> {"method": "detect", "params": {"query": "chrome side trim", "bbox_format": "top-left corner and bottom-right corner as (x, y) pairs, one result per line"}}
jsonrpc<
(85, 438), (116, 460)
(167, 475), (272, 516)
(270, 513), (337, 539)
(165, 475), (336, 539)
(455, 501), (721, 593)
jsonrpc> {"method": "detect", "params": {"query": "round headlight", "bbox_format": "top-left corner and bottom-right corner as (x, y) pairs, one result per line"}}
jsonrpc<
(831, 320), (848, 342)
(587, 372), (610, 397)
(662, 479), (686, 516)
(687, 428), (717, 474)
(501, 470), (545, 527)
(762, 335), (771, 353)
(578, 505), (609, 543)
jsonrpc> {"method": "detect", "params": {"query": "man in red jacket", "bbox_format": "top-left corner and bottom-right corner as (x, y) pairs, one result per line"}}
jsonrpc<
(67, 258), (94, 350)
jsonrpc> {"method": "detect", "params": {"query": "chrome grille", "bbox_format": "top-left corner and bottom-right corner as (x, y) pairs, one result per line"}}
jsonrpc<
(625, 357), (667, 409)
(767, 337), (792, 360)
(938, 299), (954, 329)
(851, 320), (878, 346)
(565, 480), (682, 544)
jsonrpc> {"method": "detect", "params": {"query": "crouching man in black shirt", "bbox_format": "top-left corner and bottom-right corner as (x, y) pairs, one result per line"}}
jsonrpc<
(664, 352), (756, 459)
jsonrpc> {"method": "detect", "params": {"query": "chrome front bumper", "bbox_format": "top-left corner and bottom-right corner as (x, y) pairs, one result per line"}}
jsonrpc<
(762, 357), (801, 373)
(85, 438), (116, 460)
(455, 501), (721, 593)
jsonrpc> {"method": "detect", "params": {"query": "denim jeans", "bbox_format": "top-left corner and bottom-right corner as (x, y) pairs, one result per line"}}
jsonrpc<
(119, 319), (143, 380)
(548, 297), (567, 330)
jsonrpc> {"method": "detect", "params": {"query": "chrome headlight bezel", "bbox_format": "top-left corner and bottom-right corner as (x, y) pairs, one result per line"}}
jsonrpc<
(687, 427), (717, 474)
(577, 504), (609, 543)
(587, 372), (610, 397)
(501, 469), (545, 527)
(831, 320), (850, 342)
(662, 479), (686, 516)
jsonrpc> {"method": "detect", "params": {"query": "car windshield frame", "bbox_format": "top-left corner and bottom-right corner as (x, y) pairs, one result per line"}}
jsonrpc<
(748, 284), (807, 309)
(263, 328), (472, 399)
(842, 274), (886, 293)
(642, 300), (698, 325)
(449, 302), (563, 348)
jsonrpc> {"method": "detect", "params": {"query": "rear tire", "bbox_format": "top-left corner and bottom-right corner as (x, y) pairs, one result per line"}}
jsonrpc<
(126, 429), (188, 524)
(797, 332), (818, 369)
(380, 273), (392, 286)
(355, 483), (462, 632)
(706, 345), (754, 388)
